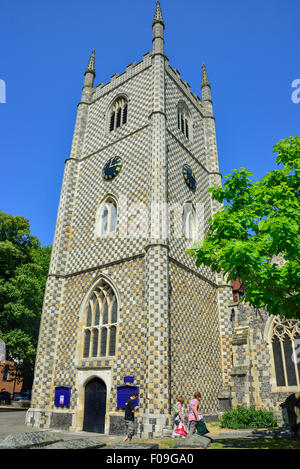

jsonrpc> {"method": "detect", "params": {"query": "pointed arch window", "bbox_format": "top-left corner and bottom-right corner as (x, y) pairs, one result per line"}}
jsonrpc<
(271, 317), (300, 390)
(177, 101), (192, 140)
(82, 279), (119, 359)
(183, 202), (197, 241)
(95, 197), (117, 238)
(109, 97), (128, 132)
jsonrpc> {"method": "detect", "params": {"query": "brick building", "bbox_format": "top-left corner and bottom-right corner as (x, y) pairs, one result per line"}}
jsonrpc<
(0, 362), (22, 399)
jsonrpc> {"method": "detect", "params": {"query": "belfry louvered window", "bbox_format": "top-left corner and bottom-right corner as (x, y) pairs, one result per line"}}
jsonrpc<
(83, 279), (118, 359)
(271, 317), (300, 390)
(177, 101), (191, 140)
(109, 97), (128, 132)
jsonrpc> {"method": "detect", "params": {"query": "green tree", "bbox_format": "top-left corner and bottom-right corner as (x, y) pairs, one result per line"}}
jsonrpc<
(188, 137), (300, 319)
(0, 211), (51, 389)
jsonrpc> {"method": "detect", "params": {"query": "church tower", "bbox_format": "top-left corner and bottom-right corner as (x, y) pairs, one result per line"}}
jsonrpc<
(27, 2), (233, 437)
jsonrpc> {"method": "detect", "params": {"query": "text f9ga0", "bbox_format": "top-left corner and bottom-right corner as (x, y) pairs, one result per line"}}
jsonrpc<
(150, 454), (194, 464)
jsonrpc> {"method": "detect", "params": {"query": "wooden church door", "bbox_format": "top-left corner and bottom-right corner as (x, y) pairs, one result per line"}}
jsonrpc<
(83, 377), (106, 433)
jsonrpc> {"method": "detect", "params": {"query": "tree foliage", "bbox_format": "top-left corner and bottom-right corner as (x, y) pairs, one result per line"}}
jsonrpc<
(188, 137), (300, 319)
(0, 211), (51, 388)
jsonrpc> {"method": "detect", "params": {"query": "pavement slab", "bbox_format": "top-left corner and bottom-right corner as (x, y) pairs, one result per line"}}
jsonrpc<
(173, 434), (212, 449)
(43, 438), (106, 449)
(0, 431), (62, 449)
(100, 443), (159, 449)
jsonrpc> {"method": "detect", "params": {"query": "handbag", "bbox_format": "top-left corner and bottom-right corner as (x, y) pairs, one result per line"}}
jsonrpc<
(172, 404), (179, 415)
(174, 422), (187, 438)
(195, 419), (209, 436)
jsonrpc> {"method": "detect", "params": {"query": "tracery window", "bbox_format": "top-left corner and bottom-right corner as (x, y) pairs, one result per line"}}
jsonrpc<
(183, 202), (196, 241)
(177, 101), (191, 140)
(271, 317), (300, 390)
(83, 280), (118, 359)
(95, 197), (117, 238)
(109, 97), (128, 132)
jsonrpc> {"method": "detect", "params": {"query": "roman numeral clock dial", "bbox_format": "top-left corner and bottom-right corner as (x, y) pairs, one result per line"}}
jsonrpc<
(103, 156), (122, 180)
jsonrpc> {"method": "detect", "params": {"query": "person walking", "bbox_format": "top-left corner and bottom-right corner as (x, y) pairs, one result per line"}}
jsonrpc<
(188, 391), (202, 437)
(123, 392), (139, 442)
(172, 396), (186, 438)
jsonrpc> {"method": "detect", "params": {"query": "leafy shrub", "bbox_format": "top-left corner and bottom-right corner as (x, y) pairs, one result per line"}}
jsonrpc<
(220, 406), (277, 429)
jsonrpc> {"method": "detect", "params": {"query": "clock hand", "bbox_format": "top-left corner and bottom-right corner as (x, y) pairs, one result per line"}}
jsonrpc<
(109, 159), (120, 168)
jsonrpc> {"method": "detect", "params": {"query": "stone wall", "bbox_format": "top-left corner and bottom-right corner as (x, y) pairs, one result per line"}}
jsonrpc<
(169, 262), (222, 416)
(230, 303), (300, 422)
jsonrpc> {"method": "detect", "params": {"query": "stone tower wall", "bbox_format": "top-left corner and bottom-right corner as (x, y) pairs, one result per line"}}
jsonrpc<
(169, 262), (222, 417)
(164, 63), (225, 416)
(28, 56), (155, 431)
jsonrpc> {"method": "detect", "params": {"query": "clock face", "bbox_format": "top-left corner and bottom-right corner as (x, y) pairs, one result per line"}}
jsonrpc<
(182, 164), (196, 190)
(103, 156), (122, 180)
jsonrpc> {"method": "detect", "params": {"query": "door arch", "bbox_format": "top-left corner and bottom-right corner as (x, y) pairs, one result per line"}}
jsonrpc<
(83, 377), (106, 433)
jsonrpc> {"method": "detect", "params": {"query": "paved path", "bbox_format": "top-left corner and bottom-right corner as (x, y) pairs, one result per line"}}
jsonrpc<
(0, 410), (287, 445)
(0, 410), (35, 440)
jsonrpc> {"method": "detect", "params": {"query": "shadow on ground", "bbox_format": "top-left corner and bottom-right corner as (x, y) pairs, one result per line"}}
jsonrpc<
(211, 437), (300, 449)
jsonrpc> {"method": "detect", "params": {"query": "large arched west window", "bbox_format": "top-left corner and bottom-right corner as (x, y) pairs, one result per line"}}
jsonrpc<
(271, 316), (300, 390)
(183, 202), (196, 241)
(177, 101), (192, 140)
(108, 96), (128, 132)
(82, 279), (118, 359)
(95, 197), (117, 238)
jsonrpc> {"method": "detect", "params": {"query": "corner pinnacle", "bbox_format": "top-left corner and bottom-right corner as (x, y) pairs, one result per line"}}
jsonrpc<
(85, 50), (96, 76)
(201, 63), (210, 88)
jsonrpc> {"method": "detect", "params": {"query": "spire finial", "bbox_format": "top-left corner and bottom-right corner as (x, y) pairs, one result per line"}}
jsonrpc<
(85, 50), (96, 76)
(153, 1), (164, 28)
(201, 63), (210, 89)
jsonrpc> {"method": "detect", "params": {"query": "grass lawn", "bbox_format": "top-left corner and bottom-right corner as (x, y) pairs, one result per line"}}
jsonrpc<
(206, 420), (244, 434)
(104, 438), (178, 449)
(211, 438), (300, 449)
(104, 421), (297, 449)
(106, 436), (300, 449)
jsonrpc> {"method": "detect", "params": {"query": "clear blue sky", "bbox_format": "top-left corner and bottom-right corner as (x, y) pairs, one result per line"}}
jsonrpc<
(1, 0), (299, 246)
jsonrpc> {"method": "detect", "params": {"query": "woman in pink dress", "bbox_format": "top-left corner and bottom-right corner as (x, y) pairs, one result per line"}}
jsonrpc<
(172, 396), (186, 438)
(188, 391), (202, 436)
